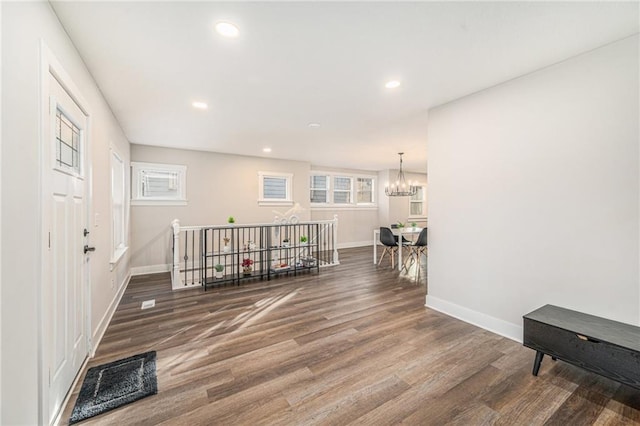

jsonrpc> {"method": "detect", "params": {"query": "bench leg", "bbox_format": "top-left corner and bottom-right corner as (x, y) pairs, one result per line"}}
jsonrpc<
(532, 351), (544, 376)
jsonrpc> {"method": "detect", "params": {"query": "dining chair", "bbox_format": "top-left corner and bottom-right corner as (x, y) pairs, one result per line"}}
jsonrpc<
(378, 226), (411, 268)
(402, 228), (428, 281)
(389, 224), (410, 244)
(378, 227), (400, 268)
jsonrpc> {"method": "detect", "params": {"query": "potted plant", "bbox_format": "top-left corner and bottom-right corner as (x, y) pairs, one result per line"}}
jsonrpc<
(223, 237), (231, 253)
(397, 221), (405, 228)
(299, 236), (308, 245)
(242, 258), (254, 275)
(214, 264), (224, 279)
(227, 216), (235, 224)
(411, 222), (417, 228)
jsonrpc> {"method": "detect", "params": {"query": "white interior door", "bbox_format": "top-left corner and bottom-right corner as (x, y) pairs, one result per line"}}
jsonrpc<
(44, 73), (90, 424)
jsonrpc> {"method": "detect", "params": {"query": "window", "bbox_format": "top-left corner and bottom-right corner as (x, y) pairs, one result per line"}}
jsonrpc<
(258, 172), (293, 206)
(333, 176), (352, 204)
(409, 186), (427, 217)
(55, 108), (81, 174)
(310, 172), (376, 208)
(131, 162), (187, 205)
(356, 177), (374, 204)
(310, 175), (328, 203)
(111, 150), (127, 263)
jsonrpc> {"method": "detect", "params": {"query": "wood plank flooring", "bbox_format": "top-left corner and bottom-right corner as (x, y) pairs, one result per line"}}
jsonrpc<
(60, 247), (640, 425)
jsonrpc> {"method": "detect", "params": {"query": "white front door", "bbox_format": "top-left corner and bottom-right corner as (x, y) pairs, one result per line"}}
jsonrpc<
(44, 72), (90, 424)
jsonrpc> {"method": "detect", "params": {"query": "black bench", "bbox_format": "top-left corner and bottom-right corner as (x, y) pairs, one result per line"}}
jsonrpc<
(523, 304), (640, 389)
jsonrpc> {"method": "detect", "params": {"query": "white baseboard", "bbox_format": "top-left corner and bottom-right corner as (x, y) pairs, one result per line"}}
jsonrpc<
(131, 263), (171, 276)
(425, 295), (523, 343)
(337, 240), (371, 249)
(91, 273), (131, 356)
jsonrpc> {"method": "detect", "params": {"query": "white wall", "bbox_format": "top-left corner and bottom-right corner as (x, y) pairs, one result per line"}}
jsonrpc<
(426, 36), (640, 340)
(1, 2), (130, 423)
(311, 209), (378, 248)
(130, 145), (311, 271)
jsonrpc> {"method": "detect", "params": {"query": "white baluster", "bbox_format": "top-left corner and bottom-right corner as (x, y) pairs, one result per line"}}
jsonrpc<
(332, 214), (340, 265)
(171, 219), (183, 289)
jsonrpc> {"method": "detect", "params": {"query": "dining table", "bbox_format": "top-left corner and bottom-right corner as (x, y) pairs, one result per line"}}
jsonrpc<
(372, 227), (423, 271)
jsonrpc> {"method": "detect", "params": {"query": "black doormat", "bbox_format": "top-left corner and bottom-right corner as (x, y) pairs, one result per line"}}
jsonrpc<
(69, 351), (157, 424)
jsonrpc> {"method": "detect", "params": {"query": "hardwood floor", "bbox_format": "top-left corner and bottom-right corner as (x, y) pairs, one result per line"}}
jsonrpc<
(61, 247), (640, 425)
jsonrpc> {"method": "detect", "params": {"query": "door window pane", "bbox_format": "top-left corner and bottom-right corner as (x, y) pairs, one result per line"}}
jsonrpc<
(56, 109), (81, 173)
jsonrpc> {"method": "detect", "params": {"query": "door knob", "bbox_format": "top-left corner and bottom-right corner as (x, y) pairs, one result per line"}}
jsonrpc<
(84, 245), (96, 254)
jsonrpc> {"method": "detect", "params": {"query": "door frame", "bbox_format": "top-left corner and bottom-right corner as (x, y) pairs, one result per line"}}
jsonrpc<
(38, 41), (93, 426)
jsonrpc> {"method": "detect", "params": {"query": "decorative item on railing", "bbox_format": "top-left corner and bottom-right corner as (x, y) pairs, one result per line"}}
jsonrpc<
(214, 264), (224, 279)
(273, 202), (304, 224)
(242, 258), (253, 275)
(385, 153), (418, 197)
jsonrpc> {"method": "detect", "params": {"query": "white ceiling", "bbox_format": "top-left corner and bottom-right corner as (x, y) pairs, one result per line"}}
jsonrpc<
(51, 1), (639, 172)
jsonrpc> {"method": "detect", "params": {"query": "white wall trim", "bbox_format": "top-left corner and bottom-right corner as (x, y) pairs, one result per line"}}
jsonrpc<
(131, 264), (171, 276)
(131, 199), (188, 206)
(311, 206), (378, 211)
(51, 356), (89, 426)
(91, 273), (130, 356)
(337, 240), (371, 249)
(425, 295), (523, 343)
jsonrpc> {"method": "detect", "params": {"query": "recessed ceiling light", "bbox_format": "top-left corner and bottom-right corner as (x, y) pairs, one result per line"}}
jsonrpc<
(308, 123), (321, 128)
(263, 147), (272, 153)
(192, 101), (208, 109)
(385, 80), (401, 89)
(215, 21), (239, 38)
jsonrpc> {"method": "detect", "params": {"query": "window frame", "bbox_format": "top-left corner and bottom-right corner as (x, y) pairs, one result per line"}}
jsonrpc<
(408, 185), (427, 219)
(332, 176), (353, 205)
(356, 176), (375, 205)
(310, 175), (329, 204)
(258, 171), (293, 206)
(110, 147), (128, 265)
(53, 103), (84, 178)
(310, 171), (377, 209)
(131, 161), (187, 206)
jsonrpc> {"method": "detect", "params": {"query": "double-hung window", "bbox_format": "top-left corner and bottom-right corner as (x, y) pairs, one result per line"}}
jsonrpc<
(356, 177), (374, 204)
(333, 176), (352, 204)
(310, 175), (329, 203)
(409, 186), (427, 217)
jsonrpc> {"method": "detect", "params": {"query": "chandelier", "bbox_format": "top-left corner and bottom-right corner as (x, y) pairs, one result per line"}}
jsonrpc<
(385, 152), (417, 197)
